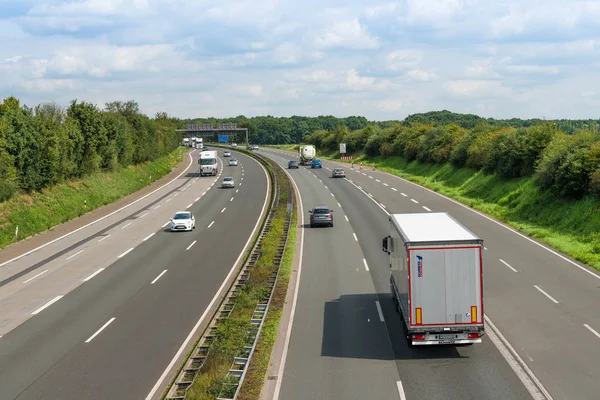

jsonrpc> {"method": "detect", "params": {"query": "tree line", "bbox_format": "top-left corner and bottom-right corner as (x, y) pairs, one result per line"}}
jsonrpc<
(0, 97), (180, 202)
(305, 121), (600, 200)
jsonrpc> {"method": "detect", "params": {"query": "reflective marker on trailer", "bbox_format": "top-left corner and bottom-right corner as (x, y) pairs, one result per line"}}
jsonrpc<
(471, 306), (478, 323)
(415, 307), (422, 325)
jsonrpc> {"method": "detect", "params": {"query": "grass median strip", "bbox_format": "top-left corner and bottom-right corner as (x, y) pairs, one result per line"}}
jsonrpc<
(236, 199), (297, 400)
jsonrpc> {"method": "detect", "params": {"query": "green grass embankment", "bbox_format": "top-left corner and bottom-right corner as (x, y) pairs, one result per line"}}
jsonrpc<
(266, 144), (600, 271)
(0, 147), (187, 249)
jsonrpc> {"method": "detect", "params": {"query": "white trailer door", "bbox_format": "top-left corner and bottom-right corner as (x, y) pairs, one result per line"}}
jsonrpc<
(408, 246), (482, 327)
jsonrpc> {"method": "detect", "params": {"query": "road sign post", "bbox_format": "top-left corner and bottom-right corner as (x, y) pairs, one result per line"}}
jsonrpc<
(340, 143), (347, 154)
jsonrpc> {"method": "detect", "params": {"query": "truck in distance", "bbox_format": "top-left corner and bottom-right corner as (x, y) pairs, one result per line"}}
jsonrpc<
(382, 212), (485, 346)
(199, 150), (218, 176)
(299, 145), (316, 166)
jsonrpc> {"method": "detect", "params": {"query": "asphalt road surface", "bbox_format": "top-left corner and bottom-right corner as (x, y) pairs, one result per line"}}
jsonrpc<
(0, 149), (269, 400)
(261, 148), (600, 400)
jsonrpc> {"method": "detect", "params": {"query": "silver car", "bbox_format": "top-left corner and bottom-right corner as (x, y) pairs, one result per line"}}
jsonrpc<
(332, 168), (345, 178)
(170, 211), (195, 232)
(222, 176), (235, 188)
(223, 150), (231, 157)
(229, 158), (238, 166)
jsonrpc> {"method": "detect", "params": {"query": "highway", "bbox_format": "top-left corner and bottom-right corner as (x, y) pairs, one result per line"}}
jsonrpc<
(260, 148), (600, 400)
(0, 149), (269, 400)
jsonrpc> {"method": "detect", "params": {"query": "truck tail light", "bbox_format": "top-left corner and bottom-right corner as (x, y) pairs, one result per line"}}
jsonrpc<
(468, 333), (481, 339)
(412, 335), (425, 341)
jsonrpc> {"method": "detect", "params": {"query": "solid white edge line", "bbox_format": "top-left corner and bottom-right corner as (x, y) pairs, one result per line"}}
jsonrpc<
(31, 295), (63, 315)
(485, 315), (552, 400)
(583, 324), (600, 339)
(118, 248), (134, 259)
(83, 268), (105, 282)
(186, 241), (197, 250)
(381, 170), (600, 281)
(221, 207), (226, 213)
(97, 234), (110, 243)
(23, 269), (48, 283)
(121, 222), (132, 229)
(85, 317), (116, 343)
(0, 150), (195, 269)
(375, 301), (385, 322)
(145, 150), (270, 400)
(151, 270), (168, 284)
(533, 285), (559, 304)
(499, 259), (518, 272)
(397, 381), (407, 400)
(272, 163), (304, 400)
(143, 232), (155, 242)
(66, 249), (84, 260)
(363, 258), (369, 271)
(208, 221), (215, 228)
(353, 233), (358, 241)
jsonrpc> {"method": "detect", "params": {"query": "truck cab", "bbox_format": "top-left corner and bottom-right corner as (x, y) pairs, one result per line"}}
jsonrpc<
(199, 151), (218, 176)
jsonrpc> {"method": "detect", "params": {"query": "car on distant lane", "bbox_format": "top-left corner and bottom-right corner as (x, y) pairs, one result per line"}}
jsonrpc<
(222, 176), (235, 188)
(288, 160), (299, 169)
(229, 158), (239, 166)
(332, 168), (345, 178)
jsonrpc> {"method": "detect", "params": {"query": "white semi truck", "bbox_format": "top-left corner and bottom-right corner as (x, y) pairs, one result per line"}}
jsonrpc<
(199, 150), (218, 176)
(382, 212), (485, 346)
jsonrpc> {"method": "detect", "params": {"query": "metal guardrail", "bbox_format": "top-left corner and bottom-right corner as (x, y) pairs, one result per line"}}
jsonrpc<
(165, 151), (293, 400)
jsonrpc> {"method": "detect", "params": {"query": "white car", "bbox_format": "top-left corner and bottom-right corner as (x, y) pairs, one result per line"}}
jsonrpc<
(170, 211), (195, 232)
(229, 158), (238, 166)
(232, 143), (237, 147)
(223, 150), (231, 157)
(252, 145), (259, 150)
(222, 176), (235, 188)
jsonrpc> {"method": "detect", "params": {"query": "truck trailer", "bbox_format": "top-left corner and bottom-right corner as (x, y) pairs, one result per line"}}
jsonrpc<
(382, 212), (485, 346)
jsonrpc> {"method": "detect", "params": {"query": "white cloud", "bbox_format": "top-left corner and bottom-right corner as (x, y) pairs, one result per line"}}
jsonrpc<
(0, 0), (598, 120)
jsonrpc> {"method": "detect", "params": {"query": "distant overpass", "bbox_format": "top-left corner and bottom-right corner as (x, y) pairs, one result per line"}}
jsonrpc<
(176, 123), (249, 145)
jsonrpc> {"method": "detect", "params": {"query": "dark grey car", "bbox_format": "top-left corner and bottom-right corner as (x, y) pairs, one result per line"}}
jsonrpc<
(309, 206), (334, 227)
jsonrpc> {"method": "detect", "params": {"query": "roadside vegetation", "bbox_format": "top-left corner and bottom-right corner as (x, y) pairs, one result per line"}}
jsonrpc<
(270, 118), (600, 271)
(185, 155), (293, 400)
(0, 147), (185, 249)
(0, 96), (182, 248)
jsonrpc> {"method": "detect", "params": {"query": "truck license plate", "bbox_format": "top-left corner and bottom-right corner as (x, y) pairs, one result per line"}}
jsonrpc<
(438, 334), (455, 340)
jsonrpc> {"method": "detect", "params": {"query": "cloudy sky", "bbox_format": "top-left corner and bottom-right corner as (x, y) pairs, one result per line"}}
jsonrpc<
(0, 0), (599, 120)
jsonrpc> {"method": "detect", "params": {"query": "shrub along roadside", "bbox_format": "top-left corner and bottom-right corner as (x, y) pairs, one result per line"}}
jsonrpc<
(267, 144), (600, 272)
(0, 147), (186, 249)
(184, 154), (293, 399)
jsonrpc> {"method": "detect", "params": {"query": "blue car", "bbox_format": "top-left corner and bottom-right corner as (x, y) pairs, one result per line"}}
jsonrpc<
(311, 159), (322, 168)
